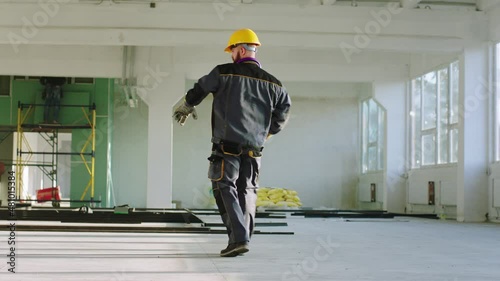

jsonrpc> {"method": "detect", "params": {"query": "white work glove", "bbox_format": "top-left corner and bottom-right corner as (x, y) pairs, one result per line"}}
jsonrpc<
(173, 101), (198, 126)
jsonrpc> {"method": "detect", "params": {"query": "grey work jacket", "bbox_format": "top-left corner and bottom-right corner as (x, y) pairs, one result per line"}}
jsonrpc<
(185, 58), (291, 148)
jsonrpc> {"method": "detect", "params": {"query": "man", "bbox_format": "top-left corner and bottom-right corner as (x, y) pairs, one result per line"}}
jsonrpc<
(173, 28), (291, 257)
(40, 77), (66, 124)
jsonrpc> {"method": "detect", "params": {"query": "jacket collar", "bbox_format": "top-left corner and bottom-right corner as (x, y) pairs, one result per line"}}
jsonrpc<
(235, 57), (261, 68)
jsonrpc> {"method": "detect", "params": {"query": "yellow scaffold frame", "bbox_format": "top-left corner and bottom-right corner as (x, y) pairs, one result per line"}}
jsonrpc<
(79, 106), (96, 202)
(15, 104), (34, 199)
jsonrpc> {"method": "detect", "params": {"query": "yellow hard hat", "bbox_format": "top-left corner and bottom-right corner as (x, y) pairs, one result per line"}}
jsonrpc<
(224, 28), (261, 53)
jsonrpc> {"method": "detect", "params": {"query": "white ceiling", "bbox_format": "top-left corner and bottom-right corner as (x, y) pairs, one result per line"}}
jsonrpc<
(80, 0), (495, 11)
(0, 0), (490, 11)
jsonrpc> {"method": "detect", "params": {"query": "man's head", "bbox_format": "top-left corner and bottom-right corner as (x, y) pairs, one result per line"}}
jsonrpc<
(230, 43), (258, 62)
(225, 28), (261, 62)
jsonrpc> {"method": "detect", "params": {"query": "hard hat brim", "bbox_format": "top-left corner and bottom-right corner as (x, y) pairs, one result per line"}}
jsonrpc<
(224, 42), (261, 53)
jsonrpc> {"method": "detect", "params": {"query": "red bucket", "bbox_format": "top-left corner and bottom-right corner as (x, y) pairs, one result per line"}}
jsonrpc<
(36, 186), (61, 202)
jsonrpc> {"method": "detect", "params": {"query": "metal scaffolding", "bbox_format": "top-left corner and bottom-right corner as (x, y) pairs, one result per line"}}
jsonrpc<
(15, 102), (97, 207)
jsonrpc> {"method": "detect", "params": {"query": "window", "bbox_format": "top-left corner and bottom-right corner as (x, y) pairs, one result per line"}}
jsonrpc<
(74, 77), (95, 84)
(410, 61), (459, 168)
(496, 43), (500, 161)
(10, 76), (94, 84)
(0, 76), (11, 96)
(361, 98), (385, 173)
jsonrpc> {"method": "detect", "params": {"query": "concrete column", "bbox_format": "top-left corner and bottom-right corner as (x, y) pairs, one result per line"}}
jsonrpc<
(374, 81), (407, 213)
(137, 47), (186, 208)
(146, 72), (185, 208)
(457, 43), (490, 222)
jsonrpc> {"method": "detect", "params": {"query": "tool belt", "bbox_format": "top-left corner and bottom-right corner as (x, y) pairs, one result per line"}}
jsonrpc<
(211, 140), (263, 158)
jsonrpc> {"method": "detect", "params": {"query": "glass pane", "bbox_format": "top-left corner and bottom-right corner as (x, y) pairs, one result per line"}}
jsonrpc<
(450, 128), (459, 163)
(412, 78), (422, 168)
(368, 146), (377, 171)
(451, 61), (459, 124)
(439, 68), (449, 125)
(0, 76), (10, 96)
(439, 127), (449, 164)
(423, 72), (437, 130)
(422, 134), (436, 166)
(378, 109), (385, 170)
(368, 99), (378, 143)
(497, 45), (500, 161)
(362, 101), (369, 173)
(438, 68), (449, 164)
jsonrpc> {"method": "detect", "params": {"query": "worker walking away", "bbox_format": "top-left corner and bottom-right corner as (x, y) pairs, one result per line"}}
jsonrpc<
(173, 28), (291, 257)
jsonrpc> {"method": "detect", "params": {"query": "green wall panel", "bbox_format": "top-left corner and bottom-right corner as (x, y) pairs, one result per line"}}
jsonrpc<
(0, 78), (114, 207)
(94, 79), (110, 116)
(0, 98), (11, 124)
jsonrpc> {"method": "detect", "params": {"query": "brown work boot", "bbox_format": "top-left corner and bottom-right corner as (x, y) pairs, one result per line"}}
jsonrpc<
(220, 242), (249, 257)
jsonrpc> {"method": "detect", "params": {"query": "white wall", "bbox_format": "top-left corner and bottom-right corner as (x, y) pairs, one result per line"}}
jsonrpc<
(410, 53), (460, 78)
(358, 172), (384, 210)
(262, 97), (359, 208)
(0, 45), (122, 78)
(457, 43), (490, 222)
(407, 166), (458, 217)
(58, 137), (71, 198)
(111, 94), (149, 208)
(174, 46), (411, 82)
(374, 81), (407, 213)
(172, 91), (214, 209)
(172, 81), (364, 208)
(489, 4), (500, 42)
(489, 162), (500, 222)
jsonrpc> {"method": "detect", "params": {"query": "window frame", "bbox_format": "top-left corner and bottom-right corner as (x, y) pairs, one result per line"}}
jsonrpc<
(361, 98), (385, 174)
(495, 43), (500, 162)
(410, 61), (459, 169)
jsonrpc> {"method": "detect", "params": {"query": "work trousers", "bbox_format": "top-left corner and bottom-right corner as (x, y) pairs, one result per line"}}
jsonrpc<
(208, 146), (261, 245)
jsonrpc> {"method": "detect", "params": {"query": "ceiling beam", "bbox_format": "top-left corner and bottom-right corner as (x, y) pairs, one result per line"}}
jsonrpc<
(0, 3), (484, 36)
(0, 26), (467, 53)
(400, 0), (421, 8)
(0, 2), (487, 53)
(321, 0), (337, 5)
(476, 0), (500, 11)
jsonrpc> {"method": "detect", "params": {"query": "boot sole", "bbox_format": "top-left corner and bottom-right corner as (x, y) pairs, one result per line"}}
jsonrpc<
(220, 245), (249, 257)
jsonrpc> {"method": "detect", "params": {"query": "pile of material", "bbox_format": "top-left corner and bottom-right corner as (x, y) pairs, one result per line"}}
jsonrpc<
(256, 187), (302, 208)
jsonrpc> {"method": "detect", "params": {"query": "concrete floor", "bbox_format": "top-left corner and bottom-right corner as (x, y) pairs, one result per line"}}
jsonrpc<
(1, 217), (499, 281)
